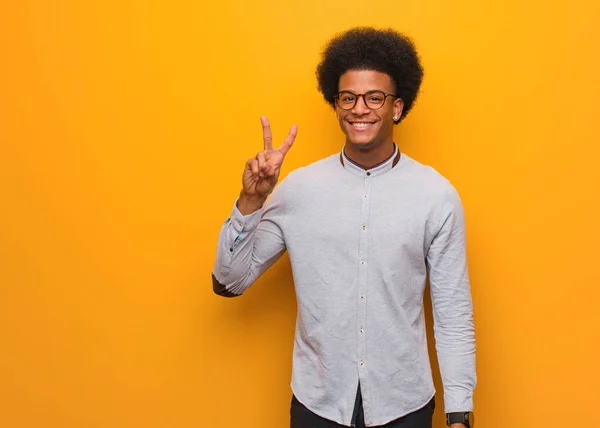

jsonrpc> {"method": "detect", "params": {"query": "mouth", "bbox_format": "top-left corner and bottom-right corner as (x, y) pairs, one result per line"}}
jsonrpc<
(346, 120), (377, 132)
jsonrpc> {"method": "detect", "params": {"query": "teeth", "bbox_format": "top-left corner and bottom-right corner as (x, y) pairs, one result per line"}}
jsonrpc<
(352, 123), (372, 127)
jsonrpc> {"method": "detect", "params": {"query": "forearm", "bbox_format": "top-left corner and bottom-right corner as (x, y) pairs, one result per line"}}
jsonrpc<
(430, 259), (476, 412)
(213, 197), (286, 297)
(434, 315), (476, 412)
(213, 208), (258, 297)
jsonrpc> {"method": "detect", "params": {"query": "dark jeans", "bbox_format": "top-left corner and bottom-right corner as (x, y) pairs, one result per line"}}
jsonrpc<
(290, 393), (435, 428)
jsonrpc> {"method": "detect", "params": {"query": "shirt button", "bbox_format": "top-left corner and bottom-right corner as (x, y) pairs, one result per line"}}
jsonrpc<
(360, 296), (365, 300)
(360, 261), (365, 265)
(364, 194), (368, 198)
(360, 329), (364, 334)
(362, 225), (366, 230)
(366, 172), (371, 176)
(360, 361), (365, 367)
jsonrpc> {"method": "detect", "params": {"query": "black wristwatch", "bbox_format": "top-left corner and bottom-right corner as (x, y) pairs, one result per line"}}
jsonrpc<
(446, 412), (474, 427)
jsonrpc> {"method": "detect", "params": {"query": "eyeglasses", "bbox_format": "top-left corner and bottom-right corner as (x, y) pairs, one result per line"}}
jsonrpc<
(334, 90), (400, 110)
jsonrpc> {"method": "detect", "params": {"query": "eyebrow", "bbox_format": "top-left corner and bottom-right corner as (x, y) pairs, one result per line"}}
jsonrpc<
(338, 89), (385, 93)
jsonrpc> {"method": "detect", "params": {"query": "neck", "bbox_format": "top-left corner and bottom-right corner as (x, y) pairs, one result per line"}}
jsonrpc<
(343, 140), (396, 170)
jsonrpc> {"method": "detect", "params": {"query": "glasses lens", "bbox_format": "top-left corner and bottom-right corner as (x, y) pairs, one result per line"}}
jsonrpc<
(365, 91), (386, 109)
(337, 91), (357, 109)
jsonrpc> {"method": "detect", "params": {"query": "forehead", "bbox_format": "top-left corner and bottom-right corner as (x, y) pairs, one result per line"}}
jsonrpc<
(338, 70), (394, 92)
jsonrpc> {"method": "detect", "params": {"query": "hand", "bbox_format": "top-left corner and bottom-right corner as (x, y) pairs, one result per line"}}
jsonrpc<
(238, 116), (297, 214)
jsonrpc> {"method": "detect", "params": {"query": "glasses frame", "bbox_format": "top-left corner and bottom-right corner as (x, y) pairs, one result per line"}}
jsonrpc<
(334, 90), (400, 110)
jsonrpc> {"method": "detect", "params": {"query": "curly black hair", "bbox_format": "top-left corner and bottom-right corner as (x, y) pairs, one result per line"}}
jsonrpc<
(316, 27), (424, 124)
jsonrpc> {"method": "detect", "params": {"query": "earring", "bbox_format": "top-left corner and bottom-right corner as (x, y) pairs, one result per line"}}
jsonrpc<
(394, 115), (399, 120)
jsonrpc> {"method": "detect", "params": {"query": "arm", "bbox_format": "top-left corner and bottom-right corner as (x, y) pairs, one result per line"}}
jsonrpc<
(212, 116), (297, 297)
(212, 186), (288, 297)
(426, 188), (476, 415)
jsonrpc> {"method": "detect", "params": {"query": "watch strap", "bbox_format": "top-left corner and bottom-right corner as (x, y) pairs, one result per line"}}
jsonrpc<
(446, 412), (472, 427)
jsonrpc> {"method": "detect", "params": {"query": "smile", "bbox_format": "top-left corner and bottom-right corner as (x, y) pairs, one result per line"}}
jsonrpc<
(347, 121), (376, 131)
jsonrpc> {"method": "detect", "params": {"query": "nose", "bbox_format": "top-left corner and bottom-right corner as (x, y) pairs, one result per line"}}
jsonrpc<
(351, 94), (371, 115)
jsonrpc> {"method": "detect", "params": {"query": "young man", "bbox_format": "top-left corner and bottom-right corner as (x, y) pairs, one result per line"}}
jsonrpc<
(212, 28), (476, 428)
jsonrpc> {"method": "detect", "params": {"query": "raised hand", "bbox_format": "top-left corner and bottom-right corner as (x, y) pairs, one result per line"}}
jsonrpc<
(238, 116), (297, 215)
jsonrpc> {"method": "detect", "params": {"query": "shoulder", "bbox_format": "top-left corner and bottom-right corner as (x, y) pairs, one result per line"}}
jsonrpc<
(268, 153), (340, 206)
(399, 153), (461, 203)
(281, 153), (341, 187)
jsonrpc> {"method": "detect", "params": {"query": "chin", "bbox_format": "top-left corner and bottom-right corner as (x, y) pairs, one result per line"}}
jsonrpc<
(347, 138), (378, 150)
(345, 130), (378, 145)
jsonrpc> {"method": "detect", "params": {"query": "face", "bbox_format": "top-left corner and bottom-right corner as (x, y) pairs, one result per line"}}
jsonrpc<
(336, 70), (404, 150)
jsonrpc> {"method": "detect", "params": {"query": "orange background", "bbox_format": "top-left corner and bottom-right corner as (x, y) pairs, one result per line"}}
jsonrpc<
(1, 1), (599, 427)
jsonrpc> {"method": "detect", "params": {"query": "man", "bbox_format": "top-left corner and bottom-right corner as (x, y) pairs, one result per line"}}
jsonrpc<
(212, 27), (476, 428)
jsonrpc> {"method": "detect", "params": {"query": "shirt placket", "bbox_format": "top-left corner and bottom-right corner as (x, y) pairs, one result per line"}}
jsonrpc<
(357, 170), (372, 422)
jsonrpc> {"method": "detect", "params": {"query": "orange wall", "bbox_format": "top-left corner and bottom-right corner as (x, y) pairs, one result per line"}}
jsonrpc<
(1, 1), (599, 427)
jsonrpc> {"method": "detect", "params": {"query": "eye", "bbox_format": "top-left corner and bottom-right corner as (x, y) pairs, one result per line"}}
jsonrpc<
(368, 95), (383, 102)
(342, 95), (356, 102)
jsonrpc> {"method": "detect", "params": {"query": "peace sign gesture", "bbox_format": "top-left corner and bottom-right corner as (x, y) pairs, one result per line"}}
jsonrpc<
(238, 116), (297, 215)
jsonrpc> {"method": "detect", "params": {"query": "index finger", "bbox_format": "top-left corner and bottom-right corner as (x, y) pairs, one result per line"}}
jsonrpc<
(260, 116), (272, 151)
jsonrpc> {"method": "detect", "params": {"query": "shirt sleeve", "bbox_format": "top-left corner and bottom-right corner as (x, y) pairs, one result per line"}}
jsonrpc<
(426, 187), (477, 413)
(212, 183), (287, 297)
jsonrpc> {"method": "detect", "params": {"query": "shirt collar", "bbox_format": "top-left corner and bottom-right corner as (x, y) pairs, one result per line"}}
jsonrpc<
(340, 144), (401, 178)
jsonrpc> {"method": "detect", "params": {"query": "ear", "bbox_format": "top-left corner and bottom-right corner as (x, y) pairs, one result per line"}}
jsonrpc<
(393, 98), (404, 122)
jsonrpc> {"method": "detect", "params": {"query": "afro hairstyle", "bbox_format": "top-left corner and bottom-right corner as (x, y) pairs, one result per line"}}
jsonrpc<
(316, 27), (424, 124)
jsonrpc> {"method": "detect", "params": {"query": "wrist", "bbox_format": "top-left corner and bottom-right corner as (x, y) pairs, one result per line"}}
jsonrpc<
(237, 191), (267, 215)
(446, 412), (474, 428)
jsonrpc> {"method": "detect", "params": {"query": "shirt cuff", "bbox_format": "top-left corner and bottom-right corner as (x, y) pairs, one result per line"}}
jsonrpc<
(444, 390), (474, 413)
(230, 199), (263, 233)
